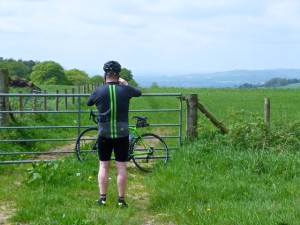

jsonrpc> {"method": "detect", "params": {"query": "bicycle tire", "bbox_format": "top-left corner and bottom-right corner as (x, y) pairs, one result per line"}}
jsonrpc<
(75, 127), (98, 162)
(131, 133), (169, 173)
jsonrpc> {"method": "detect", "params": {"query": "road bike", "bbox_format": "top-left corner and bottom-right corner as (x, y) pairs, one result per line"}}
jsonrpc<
(75, 111), (169, 172)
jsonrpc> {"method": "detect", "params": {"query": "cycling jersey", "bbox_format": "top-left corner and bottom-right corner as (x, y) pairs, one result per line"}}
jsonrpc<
(87, 82), (141, 138)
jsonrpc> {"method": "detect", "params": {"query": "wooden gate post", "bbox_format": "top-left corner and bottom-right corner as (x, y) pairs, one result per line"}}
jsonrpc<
(0, 68), (9, 126)
(264, 97), (270, 126)
(186, 94), (198, 140)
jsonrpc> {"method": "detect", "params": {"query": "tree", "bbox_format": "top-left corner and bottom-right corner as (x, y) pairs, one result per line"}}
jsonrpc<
(0, 61), (31, 78)
(265, 78), (287, 87)
(0, 58), (38, 79)
(89, 75), (104, 86)
(65, 69), (89, 85)
(21, 59), (37, 70)
(30, 61), (70, 85)
(119, 68), (138, 87)
(150, 82), (159, 88)
(238, 83), (258, 89)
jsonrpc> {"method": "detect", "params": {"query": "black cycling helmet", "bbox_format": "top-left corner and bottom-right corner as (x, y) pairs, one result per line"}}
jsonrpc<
(103, 60), (121, 74)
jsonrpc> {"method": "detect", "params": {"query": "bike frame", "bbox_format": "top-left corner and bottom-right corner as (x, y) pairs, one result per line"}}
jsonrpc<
(86, 111), (153, 158)
(129, 126), (153, 157)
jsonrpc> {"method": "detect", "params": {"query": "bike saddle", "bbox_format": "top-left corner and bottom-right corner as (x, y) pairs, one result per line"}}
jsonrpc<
(132, 116), (147, 121)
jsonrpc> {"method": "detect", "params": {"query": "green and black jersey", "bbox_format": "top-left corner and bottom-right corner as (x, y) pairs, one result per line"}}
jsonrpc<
(87, 82), (141, 138)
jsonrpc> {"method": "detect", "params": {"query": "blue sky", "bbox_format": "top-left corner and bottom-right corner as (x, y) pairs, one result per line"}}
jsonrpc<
(1, 0), (300, 76)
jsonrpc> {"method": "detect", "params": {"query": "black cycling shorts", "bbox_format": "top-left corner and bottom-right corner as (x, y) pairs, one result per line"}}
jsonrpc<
(97, 136), (129, 162)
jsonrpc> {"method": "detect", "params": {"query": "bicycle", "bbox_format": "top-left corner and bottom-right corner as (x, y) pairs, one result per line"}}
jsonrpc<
(75, 111), (169, 173)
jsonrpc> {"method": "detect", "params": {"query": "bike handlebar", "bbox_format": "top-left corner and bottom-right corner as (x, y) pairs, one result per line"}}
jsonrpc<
(89, 110), (99, 124)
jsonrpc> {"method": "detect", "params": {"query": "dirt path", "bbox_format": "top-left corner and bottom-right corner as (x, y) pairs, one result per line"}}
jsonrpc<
(0, 201), (16, 225)
(34, 142), (75, 160)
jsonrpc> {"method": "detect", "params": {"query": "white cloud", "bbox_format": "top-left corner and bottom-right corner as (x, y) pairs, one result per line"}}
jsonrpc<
(0, 0), (300, 74)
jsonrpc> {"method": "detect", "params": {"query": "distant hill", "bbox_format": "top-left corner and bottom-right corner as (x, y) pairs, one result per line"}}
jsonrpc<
(136, 69), (300, 88)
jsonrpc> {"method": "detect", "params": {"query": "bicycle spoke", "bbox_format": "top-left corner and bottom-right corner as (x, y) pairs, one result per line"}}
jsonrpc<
(131, 133), (168, 172)
(75, 127), (98, 162)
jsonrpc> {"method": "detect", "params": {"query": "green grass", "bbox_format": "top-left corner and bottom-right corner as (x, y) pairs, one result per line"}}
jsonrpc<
(145, 87), (300, 123)
(147, 142), (300, 224)
(1, 86), (300, 224)
(1, 141), (300, 224)
(1, 159), (152, 225)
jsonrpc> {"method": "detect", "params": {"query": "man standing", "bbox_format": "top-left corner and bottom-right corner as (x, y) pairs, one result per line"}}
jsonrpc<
(87, 60), (141, 207)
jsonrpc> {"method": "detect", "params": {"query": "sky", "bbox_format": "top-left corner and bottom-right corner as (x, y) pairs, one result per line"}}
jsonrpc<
(1, 0), (300, 76)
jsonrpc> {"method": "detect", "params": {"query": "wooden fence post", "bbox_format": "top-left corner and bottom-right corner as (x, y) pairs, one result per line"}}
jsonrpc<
(64, 89), (68, 109)
(264, 97), (270, 126)
(186, 94), (198, 140)
(33, 93), (37, 111)
(18, 91), (23, 116)
(56, 90), (59, 111)
(0, 68), (9, 126)
(72, 88), (75, 105)
(197, 102), (229, 134)
(43, 90), (47, 110)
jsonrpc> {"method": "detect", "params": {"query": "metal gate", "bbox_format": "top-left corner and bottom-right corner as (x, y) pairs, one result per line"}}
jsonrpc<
(0, 93), (182, 164)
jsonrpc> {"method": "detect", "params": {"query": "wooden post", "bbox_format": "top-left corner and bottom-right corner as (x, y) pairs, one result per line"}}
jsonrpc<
(43, 90), (47, 110)
(197, 102), (229, 134)
(56, 90), (59, 111)
(18, 91), (23, 116)
(64, 89), (68, 109)
(72, 88), (75, 105)
(33, 93), (37, 111)
(186, 94), (198, 140)
(0, 68), (9, 126)
(264, 97), (270, 126)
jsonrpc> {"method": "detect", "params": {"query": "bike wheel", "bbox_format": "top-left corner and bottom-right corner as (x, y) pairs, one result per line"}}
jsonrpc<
(75, 127), (98, 162)
(131, 133), (169, 173)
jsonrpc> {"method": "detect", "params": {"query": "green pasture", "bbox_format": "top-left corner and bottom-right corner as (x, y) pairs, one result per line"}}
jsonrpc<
(144, 87), (300, 123)
(1, 87), (300, 224)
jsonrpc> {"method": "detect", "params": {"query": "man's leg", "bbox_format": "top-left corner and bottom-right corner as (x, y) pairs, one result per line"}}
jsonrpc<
(116, 161), (127, 198)
(114, 137), (129, 207)
(98, 160), (110, 197)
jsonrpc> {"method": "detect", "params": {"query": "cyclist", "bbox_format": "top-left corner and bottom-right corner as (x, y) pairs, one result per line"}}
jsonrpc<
(87, 60), (141, 207)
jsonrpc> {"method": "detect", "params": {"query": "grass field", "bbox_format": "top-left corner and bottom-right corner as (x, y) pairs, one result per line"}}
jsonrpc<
(1, 142), (299, 224)
(1, 87), (300, 224)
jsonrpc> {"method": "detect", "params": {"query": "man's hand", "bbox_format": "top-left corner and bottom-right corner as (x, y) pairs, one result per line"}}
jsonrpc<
(118, 78), (128, 86)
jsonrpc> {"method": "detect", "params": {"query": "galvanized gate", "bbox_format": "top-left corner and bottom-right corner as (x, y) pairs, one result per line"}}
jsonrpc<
(0, 93), (182, 164)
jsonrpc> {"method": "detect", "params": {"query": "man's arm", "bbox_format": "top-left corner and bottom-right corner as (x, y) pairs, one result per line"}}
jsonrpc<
(87, 91), (97, 106)
(129, 86), (142, 97)
(119, 78), (141, 97)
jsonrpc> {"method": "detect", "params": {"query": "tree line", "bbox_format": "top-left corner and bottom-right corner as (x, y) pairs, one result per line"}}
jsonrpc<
(0, 57), (138, 88)
(239, 77), (300, 88)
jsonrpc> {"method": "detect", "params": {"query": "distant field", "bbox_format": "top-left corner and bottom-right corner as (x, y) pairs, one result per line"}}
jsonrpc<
(8, 86), (300, 125)
(280, 82), (300, 89)
(143, 87), (300, 124)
